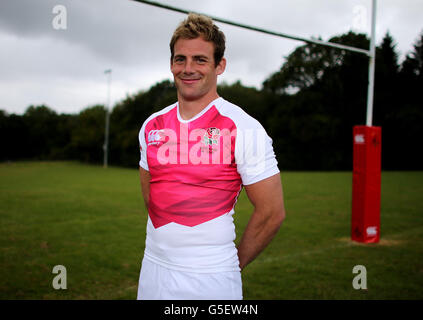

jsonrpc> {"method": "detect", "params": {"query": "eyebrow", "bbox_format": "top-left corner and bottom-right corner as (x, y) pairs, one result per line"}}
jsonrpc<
(173, 54), (209, 60)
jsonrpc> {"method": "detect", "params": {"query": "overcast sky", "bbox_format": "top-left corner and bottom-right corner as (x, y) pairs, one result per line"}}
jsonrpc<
(0, 0), (422, 115)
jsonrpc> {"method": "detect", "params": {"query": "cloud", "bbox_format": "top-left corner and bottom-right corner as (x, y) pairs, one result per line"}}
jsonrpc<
(0, 0), (422, 114)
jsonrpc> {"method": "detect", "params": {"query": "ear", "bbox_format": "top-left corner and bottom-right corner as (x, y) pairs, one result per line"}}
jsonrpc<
(216, 57), (226, 75)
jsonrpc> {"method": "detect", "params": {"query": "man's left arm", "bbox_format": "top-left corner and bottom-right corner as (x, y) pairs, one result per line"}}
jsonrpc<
(237, 173), (286, 271)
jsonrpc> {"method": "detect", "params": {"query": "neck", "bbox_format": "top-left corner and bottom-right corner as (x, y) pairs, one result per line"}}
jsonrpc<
(178, 92), (220, 120)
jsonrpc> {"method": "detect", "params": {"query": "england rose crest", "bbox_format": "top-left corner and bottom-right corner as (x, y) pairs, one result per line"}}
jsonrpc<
(203, 127), (220, 146)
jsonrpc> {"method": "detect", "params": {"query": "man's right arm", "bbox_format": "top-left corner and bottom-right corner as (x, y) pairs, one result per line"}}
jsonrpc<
(139, 167), (151, 209)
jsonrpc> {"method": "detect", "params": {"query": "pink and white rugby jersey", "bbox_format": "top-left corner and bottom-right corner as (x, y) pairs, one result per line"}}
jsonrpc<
(139, 97), (279, 272)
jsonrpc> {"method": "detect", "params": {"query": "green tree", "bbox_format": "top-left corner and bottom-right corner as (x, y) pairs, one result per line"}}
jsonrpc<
(23, 105), (60, 159)
(393, 31), (423, 169)
(0, 110), (29, 160)
(70, 105), (106, 164)
(263, 32), (370, 170)
(373, 32), (400, 169)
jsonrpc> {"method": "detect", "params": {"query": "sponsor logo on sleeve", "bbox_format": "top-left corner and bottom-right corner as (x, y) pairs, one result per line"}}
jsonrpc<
(148, 129), (165, 146)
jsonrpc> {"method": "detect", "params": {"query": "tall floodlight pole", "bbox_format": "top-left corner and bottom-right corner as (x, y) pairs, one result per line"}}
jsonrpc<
(103, 69), (112, 168)
(366, 0), (377, 126)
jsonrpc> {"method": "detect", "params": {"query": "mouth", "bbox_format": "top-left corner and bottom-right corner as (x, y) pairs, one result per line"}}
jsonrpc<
(180, 78), (201, 85)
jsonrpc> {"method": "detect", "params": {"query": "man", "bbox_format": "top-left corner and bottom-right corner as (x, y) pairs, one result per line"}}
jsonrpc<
(137, 13), (285, 300)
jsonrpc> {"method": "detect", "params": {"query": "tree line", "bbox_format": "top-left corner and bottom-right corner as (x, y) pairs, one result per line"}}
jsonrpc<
(1, 30), (422, 170)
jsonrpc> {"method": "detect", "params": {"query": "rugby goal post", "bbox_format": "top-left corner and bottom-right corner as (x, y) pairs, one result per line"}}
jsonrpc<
(132, 0), (381, 243)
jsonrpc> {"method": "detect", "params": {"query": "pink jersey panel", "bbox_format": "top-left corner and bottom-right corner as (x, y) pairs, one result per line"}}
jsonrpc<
(145, 105), (242, 228)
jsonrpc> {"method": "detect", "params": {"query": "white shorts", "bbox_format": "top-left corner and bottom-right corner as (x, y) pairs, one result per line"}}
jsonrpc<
(137, 257), (243, 300)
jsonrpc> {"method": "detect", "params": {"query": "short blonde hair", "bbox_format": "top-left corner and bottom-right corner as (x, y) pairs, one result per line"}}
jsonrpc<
(170, 13), (226, 66)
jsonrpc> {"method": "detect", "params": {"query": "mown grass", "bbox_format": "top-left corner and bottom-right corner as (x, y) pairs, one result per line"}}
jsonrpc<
(0, 162), (422, 299)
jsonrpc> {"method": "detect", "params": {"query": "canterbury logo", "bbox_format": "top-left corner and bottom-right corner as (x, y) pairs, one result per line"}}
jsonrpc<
(148, 129), (165, 145)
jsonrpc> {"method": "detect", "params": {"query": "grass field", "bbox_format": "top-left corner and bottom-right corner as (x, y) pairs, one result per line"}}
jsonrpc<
(1, 161), (422, 299)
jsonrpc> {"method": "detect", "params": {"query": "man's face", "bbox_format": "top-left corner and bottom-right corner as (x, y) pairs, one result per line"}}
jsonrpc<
(171, 37), (226, 102)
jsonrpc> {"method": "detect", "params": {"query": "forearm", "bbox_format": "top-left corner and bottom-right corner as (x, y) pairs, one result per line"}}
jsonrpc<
(141, 188), (149, 209)
(139, 167), (150, 210)
(237, 208), (284, 271)
(141, 178), (149, 209)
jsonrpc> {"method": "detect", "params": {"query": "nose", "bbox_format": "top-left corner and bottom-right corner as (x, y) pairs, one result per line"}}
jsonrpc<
(183, 58), (195, 74)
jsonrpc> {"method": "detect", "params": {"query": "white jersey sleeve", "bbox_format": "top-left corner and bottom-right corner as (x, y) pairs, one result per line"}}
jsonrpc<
(138, 120), (149, 171)
(235, 117), (279, 185)
(216, 99), (280, 186)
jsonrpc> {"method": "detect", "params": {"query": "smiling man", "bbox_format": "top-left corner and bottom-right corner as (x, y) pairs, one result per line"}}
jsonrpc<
(171, 38), (225, 118)
(137, 13), (285, 300)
